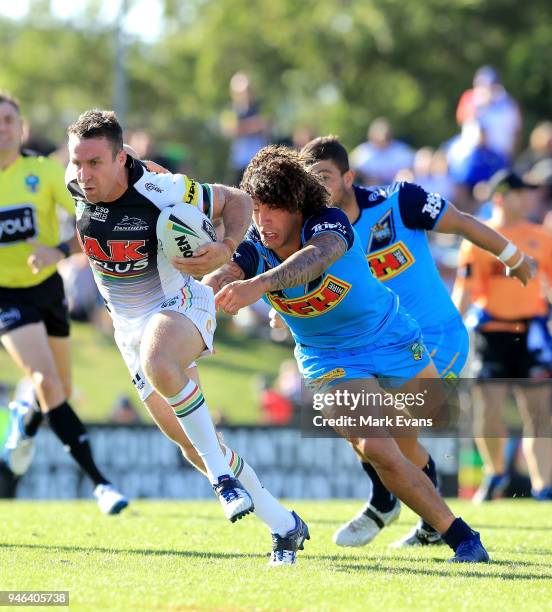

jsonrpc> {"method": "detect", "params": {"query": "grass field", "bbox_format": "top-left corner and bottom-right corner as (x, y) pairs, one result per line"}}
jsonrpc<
(0, 499), (550, 611)
(0, 319), (293, 424)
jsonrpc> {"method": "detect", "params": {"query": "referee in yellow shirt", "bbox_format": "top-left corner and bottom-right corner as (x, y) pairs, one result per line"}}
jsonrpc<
(0, 92), (127, 513)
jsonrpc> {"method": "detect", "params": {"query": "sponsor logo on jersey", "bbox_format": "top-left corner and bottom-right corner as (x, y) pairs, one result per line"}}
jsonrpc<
(267, 274), (351, 317)
(144, 182), (163, 193)
(25, 174), (40, 193)
(310, 221), (348, 234)
(93, 259), (149, 276)
(367, 241), (415, 280)
(83, 237), (147, 262)
(113, 215), (149, 231)
(0, 205), (36, 244)
(368, 209), (395, 252)
(91, 206), (109, 222)
(421, 193), (443, 220)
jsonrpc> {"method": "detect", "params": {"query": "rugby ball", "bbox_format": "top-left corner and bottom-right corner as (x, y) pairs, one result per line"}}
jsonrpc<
(156, 202), (217, 259)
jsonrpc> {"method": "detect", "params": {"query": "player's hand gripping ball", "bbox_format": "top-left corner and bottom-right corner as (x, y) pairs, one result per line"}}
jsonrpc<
(156, 202), (217, 259)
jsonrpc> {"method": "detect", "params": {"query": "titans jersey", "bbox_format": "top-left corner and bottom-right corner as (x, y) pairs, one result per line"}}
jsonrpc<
(353, 183), (458, 329)
(233, 207), (399, 349)
(66, 156), (213, 326)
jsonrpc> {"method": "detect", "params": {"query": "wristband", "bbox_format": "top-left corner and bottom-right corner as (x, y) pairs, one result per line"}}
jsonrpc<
(508, 253), (524, 271)
(55, 242), (70, 258)
(498, 242), (517, 263)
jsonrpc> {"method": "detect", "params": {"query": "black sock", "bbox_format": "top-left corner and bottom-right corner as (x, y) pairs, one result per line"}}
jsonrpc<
(420, 455), (439, 532)
(361, 462), (397, 513)
(442, 517), (475, 551)
(24, 409), (44, 437)
(47, 401), (109, 487)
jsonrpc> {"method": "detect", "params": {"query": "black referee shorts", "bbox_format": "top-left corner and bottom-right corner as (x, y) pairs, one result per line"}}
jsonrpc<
(474, 330), (535, 379)
(0, 272), (70, 338)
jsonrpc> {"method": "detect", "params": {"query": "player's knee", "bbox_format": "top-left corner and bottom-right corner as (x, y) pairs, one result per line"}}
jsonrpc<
(30, 369), (64, 406)
(140, 346), (180, 391)
(357, 438), (403, 472)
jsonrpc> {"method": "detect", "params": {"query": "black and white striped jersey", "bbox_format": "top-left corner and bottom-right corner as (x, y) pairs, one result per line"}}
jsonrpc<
(65, 156), (213, 325)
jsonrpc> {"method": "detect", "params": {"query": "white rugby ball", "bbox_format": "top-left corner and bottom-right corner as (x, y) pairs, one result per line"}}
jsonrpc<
(156, 202), (217, 259)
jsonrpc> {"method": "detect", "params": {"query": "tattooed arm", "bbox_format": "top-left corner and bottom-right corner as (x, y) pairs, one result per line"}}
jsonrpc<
(215, 233), (346, 315)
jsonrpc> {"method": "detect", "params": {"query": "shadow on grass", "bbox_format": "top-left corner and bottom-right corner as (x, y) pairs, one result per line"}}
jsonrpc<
(0, 542), (267, 560)
(302, 553), (546, 570)
(3, 545), (550, 579)
(472, 523), (552, 532)
(332, 562), (551, 581)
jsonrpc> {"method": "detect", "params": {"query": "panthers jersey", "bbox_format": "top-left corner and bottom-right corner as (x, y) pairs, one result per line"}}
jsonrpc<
(0, 152), (75, 288)
(66, 156), (213, 326)
(352, 183), (458, 329)
(233, 207), (399, 349)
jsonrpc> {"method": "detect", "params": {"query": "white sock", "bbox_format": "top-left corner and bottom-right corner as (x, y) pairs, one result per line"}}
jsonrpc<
(166, 380), (231, 484)
(223, 444), (295, 536)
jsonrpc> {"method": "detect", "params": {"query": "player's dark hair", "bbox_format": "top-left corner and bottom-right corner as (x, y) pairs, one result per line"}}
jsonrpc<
(0, 91), (21, 114)
(240, 145), (329, 216)
(300, 135), (350, 174)
(67, 109), (123, 157)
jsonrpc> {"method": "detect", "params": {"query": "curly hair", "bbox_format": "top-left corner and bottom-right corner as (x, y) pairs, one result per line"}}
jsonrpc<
(240, 145), (330, 216)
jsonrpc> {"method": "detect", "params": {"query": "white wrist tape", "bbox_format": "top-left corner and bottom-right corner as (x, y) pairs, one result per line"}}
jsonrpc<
(498, 242), (517, 263)
(508, 254), (524, 270)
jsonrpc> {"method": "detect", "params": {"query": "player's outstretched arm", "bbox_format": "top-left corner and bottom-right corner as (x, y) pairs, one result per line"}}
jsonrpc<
(216, 233), (346, 315)
(202, 261), (245, 293)
(434, 203), (533, 286)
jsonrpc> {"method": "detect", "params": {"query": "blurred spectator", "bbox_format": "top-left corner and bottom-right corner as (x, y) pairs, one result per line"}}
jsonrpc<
(412, 147), (455, 201)
(291, 125), (316, 151)
(453, 169), (552, 502)
(350, 117), (414, 185)
(125, 130), (180, 173)
(456, 65), (522, 160)
(220, 72), (270, 185)
(257, 375), (294, 426)
(516, 121), (552, 175)
(256, 360), (306, 426)
(525, 159), (552, 225)
(446, 122), (508, 212)
(109, 395), (141, 425)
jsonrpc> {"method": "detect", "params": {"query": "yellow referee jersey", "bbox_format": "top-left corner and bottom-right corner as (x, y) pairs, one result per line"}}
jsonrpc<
(0, 152), (74, 288)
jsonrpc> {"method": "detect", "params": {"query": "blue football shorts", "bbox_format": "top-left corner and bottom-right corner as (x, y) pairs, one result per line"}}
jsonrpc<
(422, 314), (469, 379)
(294, 307), (431, 388)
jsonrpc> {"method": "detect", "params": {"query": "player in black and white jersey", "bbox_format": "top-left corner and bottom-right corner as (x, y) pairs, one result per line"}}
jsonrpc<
(65, 110), (308, 564)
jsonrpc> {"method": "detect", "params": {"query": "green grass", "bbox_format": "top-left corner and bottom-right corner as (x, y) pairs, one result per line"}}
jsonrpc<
(0, 499), (550, 611)
(0, 319), (293, 423)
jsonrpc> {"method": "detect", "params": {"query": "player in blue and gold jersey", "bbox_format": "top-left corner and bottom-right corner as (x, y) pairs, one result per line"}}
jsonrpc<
(207, 145), (492, 563)
(299, 136), (531, 548)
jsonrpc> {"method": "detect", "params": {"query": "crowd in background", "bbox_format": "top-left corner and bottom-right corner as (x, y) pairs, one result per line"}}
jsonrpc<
(2, 65), (552, 428)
